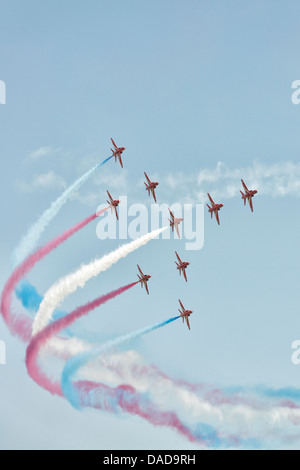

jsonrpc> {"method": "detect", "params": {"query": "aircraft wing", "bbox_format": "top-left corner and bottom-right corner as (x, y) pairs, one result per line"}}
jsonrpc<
(114, 206), (119, 220)
(175, 251), (182, 263)
(186, 316), (190, 330)
(168, 208), (174, 220)
(207, 193), (215, 206)
(214, 211), (220, 225)
(178, 299), (185, 311)
(241, 179), (249, 192)
(145, 282), (149, 295)
(119, 155), (123, 168)
(248, 197), (253, 212)
(175, 223), (181, 239)
(137, 264), (144, 276)
(106, 190), (113, 202)
(151, 188), (157, 203)
(183, 268), (187, 282)
(111, 138), (117, 149)
(144, 172), (151, 183)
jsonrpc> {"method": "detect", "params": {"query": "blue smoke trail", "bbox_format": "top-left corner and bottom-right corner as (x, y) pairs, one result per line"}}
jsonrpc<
(12, 156), (113, 267)
(17, 281), (300, 413)
(16, 280), (129, 343)
(61, 316), (180, 409)
(16, 280), (67, 322)
(15, 280), (76, 336)
(255, 386), (300, 402)
(16, 280), (109, 341)
(16, 280), (42, 314)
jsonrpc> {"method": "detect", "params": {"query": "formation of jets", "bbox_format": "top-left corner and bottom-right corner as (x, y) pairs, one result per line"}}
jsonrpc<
(108, 138), (259, 330)
(206, 180), (258, 225)
(135, 263), (193, 329)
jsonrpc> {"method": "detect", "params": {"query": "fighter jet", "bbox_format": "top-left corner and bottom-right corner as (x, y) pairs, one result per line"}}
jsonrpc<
(137, 265), (151, 295)
(178, 299), (193, 330)
(206, 193), (223, 225)
(169, 209), (183, 238)
(240, 179), (258, 212)
(144, 172), (159, 203)
(106, 190), (120, 220)
(175, 251), (190, 282)
(111, 138), (125, 168)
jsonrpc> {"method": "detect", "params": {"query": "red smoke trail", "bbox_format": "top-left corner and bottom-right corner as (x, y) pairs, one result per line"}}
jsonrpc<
(0, 209), (108, 342)
(74, 381), (200, 445)
(26, 283), (205, 446)
(26, 282), (138, 395)
(99, 357), (253, 408)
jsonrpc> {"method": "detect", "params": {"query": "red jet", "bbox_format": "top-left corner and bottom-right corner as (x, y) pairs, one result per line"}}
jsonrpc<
(144, 172), (159, 203)
(137, 265), (151, 295)
(106, 190), (120, 220)
(175, 251), (190, 282)
(169, 209), (183, 238)
(178, 299), (193, 330)
(111, 138), (125, 168)
(240, 179), (258, 212)
(207, 193), (223, 225)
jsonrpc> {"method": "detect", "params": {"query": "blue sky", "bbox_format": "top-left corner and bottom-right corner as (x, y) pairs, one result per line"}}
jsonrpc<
(1, 0), (300, 449)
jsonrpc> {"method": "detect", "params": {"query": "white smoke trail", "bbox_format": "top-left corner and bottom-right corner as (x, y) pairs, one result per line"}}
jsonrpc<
(13, 158), (112, 267)
(38, 334), (300, 445)
(32, 226), (168, 336)
(165, 160), (300, 203)
(74, 350), (300, 443)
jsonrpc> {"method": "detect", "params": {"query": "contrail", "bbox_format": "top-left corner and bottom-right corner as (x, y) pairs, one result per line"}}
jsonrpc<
(26, 288), (208, 446)
(60, 334), (300, 447)
(12, 156), (112, 267)
(57, 313), (210, 446)
(61, 315), (180, 407)
(14, 236), (300, 448)
(26, 283), (138, 395)
(1, 209), (107, 341)
(32, 226), (168, 336)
